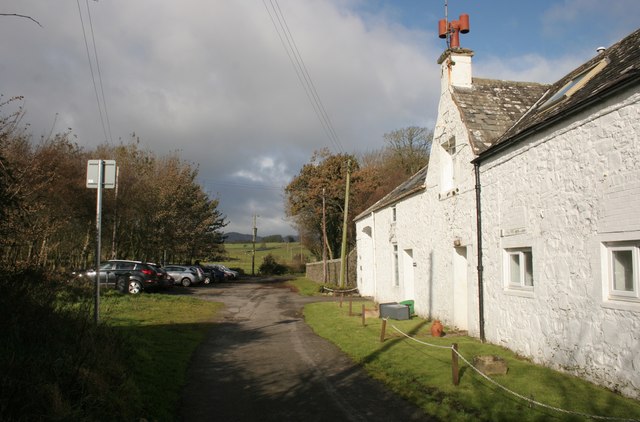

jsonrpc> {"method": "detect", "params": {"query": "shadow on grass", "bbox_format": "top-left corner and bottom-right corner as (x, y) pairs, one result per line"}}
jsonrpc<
(361, 320), (428, 365)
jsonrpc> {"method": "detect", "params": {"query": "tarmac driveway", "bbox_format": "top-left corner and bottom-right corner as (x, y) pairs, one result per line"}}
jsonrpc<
(178, 278), (432, 421)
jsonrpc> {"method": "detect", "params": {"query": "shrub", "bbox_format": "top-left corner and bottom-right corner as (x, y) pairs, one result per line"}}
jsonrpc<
(0, 269), (142, 421)
(258, 254), (287, 275)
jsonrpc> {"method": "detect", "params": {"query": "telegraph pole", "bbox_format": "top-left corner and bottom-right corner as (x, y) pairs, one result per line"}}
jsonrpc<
(339, 160), (351, 288)
(322, 188), (328, 284)
(251, 214), (258, 276)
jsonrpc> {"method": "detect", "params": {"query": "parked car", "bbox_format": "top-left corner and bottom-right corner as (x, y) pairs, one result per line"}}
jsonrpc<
(79, 260), (165, 294)
(202, 265), (226, 284)
(212, 264), (239, 280)
(148, 263), (174, 289)
(164, 265), (203, 287)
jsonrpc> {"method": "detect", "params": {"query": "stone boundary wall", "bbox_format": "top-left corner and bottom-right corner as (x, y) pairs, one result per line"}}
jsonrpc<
(306, 249), (356, 286)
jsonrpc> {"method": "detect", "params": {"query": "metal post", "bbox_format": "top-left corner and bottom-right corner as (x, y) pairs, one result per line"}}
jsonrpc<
(94, 160), (104, 324)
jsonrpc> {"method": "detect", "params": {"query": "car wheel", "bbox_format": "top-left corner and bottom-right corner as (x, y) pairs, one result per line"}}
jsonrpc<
(203, 276), (211, 285)
(116, 277), (127, 293)
(181, 277), (192, 287)
(128, 280), (142, 294)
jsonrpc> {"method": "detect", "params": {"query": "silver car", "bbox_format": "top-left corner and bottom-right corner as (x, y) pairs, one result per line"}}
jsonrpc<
(164, 265), (203, 287)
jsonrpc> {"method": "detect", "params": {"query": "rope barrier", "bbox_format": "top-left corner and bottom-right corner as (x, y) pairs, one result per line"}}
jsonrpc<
(322, 286), (359, 293)
(389, 324), (640, 422)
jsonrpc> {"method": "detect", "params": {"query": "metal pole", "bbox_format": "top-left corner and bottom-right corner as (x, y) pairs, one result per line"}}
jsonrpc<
(94, 160), (104, 324)
(474, 162), (486, 342)
(110, 166), (119, 259)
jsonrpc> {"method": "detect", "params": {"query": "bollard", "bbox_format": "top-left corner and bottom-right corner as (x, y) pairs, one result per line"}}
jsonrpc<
(349, 300), (353, 316)
(452, 343), (460, 386)
(380, 318), (387, 342)
(339, 293), (343, 307)
(361, 304), (366, 326)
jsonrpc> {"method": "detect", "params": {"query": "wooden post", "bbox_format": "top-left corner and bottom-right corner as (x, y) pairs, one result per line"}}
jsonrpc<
(380, 318), (387, 342)
(339, 292), (343, 307)
(361, 304), (366, 326)
(348, 300), (352, 316)
(452, 343), (460, 386)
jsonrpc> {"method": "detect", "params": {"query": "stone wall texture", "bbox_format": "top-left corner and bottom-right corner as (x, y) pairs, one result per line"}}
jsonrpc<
(355, 55), (640, 398)
(480, 88), (640, 399)
(305, 249), (357, 287)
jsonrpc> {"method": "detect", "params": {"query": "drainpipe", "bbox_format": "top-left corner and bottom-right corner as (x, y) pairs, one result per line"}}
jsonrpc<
(474, 162), (486, 342)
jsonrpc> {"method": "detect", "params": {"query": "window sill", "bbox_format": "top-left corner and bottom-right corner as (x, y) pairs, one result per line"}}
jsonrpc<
(439, 187), (459, 200)
(601, 297), (640, 312)
(503, 286), (534, 298)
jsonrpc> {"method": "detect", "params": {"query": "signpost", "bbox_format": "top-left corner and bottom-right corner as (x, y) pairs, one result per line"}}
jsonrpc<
(86, 159), (116, 324)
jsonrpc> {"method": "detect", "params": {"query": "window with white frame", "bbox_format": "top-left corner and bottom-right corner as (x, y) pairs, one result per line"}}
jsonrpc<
(504, 248), (533, 289)
(393, 244), (399, 286)
(606, 242), (639, 300)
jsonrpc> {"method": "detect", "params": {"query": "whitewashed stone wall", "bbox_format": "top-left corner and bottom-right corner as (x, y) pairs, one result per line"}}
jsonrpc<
(479, 88), (640, 398)
(356, 51), (479, 335)
(356, 214), (375, 297)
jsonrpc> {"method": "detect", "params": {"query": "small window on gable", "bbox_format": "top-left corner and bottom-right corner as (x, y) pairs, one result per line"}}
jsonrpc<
(440, 136), (456, 193)
(540, 58), (609, 110)
(392, 206), (397, 222)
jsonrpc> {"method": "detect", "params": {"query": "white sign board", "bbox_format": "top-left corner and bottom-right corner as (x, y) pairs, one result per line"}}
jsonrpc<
(86, 160), (116, 189)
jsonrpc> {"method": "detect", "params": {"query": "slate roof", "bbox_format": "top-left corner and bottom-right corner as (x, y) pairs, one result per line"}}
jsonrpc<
(452, 78), (549, 154)
(354, 165), (428, 221)
(482, 28), (640, 157)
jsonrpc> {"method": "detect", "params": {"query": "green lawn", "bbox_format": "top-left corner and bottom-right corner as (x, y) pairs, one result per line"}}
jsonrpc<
(304, 301), (640, 422)
(101, 291), (223, 421)
(220, 242), (312, 274)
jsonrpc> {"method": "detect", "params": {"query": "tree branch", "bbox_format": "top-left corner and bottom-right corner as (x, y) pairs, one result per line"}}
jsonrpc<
(0, 13), (43, 28)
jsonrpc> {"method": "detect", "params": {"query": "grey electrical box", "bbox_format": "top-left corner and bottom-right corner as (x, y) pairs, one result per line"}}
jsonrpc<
(379, 303), (410, 320)
(86, 160), (116, 189)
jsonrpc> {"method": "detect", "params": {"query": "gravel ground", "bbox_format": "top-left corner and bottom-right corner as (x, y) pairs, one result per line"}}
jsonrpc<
(177, 278), (434, 421)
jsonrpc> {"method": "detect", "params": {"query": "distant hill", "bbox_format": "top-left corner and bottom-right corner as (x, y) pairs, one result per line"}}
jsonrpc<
(224, 232), (298, 243)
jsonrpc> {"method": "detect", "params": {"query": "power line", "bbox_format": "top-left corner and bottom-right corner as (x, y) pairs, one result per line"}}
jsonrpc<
(76, 0), (113, 143)
(84, 0), (113, 143)
(262, 0), (345, 153)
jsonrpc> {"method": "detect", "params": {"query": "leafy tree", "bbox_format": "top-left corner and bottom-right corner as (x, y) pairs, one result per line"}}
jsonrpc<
(383, 126), (432, 176)
(285, 149), (359, 259)
(262, 234), (284, 243)
(0, 105), (228, 270)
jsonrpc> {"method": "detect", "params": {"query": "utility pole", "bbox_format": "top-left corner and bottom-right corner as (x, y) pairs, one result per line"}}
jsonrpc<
(110, 166), (119, 259)
(251, 214), (258, 276)
(339, 160), (351, 288)
(322, 188), (328, 284)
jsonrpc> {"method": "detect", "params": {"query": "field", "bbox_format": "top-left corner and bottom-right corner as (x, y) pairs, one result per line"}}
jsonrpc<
(218, 241), (313, 274)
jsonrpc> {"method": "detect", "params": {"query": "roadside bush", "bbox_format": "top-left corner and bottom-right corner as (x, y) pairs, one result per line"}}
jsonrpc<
(0, 269), (142, 421)
(258, 254), (287, 275)
(286, 253), (308, 274)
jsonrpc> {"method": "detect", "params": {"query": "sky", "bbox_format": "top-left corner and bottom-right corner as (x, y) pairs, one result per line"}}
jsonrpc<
(0, 1), (638, 236)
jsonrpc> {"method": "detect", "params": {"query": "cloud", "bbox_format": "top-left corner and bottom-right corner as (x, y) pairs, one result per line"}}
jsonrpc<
(1, 1), (441, 236)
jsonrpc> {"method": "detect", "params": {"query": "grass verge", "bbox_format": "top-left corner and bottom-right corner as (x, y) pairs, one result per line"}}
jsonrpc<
(0, 270), (222, 422)
(304, 301), (640, 422)
(101, 291), (224, 421)
(286, 276), (325, 296)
